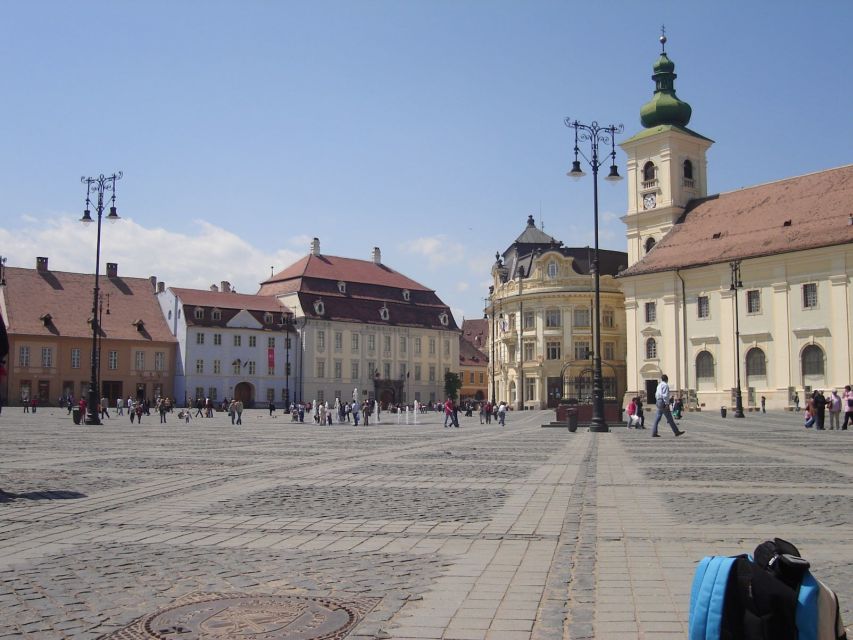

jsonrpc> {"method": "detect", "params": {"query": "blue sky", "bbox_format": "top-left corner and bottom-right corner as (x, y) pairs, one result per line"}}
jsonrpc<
(2, 1), (852, 322)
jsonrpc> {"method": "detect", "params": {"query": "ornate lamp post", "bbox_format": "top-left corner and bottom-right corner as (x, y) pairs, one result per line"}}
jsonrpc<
(80, 173), (122, 425)
(565, 119), (623, 432)
(730, 260), (745, 418)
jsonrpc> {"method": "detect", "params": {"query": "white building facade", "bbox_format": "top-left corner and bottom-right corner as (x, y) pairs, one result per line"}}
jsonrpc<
(157, 282), (294, 407)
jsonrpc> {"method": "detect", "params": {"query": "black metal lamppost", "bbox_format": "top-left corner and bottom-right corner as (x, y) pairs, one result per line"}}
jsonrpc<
(730, 260), (745, 418)
(565, 119), (623, 432)
(80, 173), (122, 425)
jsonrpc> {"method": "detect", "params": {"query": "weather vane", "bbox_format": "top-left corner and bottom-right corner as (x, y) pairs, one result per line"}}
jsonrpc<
(660, 24), (667, 52)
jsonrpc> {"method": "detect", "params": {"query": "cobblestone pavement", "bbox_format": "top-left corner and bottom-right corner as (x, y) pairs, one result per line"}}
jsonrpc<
(1, 407), (852, 639)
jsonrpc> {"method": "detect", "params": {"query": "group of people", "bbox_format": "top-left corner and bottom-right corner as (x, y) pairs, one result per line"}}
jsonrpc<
(803, 387), (853, 430)
(477, 400), (508, 426)
(288, 399), (377, 426)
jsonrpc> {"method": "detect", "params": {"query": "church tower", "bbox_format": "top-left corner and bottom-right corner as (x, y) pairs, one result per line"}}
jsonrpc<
(620, 34), (713, 267)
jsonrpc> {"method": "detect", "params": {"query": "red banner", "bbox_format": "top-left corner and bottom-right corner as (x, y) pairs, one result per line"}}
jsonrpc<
(268, 347), (275, 369)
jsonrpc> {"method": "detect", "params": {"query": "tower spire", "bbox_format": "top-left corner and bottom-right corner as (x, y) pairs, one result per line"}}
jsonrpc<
(639, 31), (692, 128)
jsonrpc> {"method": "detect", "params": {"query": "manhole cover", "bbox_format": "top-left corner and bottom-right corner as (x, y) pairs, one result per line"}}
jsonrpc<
(104, 592), (379, 640)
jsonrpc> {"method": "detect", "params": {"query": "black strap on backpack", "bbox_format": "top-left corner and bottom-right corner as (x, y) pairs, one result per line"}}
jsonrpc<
(721, 538), (809, 640)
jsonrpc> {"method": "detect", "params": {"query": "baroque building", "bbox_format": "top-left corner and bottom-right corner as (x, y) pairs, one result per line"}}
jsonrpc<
(618, 37), (853, 410)
(257, 238), (460, 407)
(487, 216), (628, 410)
(157, 282), (294, 408)
(0, 258), (176, 406)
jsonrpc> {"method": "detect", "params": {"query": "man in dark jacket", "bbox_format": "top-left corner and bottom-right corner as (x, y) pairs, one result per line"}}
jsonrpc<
(813, 390), (828, 430)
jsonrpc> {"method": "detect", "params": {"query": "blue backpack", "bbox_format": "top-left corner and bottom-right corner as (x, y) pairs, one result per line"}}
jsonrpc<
(689, 538), (847, 640)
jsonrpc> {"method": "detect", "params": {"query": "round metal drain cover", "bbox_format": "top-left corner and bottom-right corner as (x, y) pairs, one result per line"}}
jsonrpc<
(106, 593), (378, 640)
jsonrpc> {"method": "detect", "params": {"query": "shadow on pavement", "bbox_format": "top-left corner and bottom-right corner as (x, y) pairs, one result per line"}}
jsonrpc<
(0, 489), (87, 503)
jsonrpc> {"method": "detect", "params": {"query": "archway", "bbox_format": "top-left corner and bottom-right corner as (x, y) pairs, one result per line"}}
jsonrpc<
(234, 382), (255, 407)
(380, 388), (394, 407)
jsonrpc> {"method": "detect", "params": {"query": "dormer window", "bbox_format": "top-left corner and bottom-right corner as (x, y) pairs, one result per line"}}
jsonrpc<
(264, 312), (273, 324)
(40, 313), (53, 327)
(379, 305), (390, 321)
(547, 261), (558, 279)
(402, 289), (411, 301)
(642, 161), (657, 189)
(644, 237), (656, 253)
(313, 299), (325, 316)
(211, 308), (222, 321)
(439, 311), (449, 327)
(194, 307), (204, 320)
(337, 281), (347, 294)
(133, 319), (145, 333)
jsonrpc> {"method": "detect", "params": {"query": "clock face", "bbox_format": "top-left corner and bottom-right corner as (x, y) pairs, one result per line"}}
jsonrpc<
(643, 193), (657, 210)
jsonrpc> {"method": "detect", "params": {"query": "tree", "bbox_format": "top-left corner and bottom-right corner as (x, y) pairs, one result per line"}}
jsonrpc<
(444, 371), (462, 400)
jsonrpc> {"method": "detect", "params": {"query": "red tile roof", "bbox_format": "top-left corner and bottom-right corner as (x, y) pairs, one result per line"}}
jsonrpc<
(3, 266), (175, 343)
(460, 334), (488, 367)
(621, 164), (853, 277)
(170, 288), (290, 313)
(260, 254), (431, 291)
(462, 319), (488, 354)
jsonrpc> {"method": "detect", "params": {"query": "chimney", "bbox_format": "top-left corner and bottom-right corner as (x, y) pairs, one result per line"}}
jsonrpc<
(210, 284), (219, 292)
(36, 257), (48, 272)
(220, 281), (231, 293)
(106, 262), (118, 278)
(372, 247), (381, 264)
(157, 281), (165, 294)
(149, 276), (157, 291)
(310, 237), (321, 256)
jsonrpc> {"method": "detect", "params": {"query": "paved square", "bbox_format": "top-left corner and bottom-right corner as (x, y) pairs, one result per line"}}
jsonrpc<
(1, 407), (851, 638)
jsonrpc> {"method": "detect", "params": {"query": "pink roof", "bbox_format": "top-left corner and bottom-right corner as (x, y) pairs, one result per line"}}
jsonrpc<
(4, 266), (175, 342)
(621, 164), (853, 277)
(170, 287), (290, 313)
(261, 254), (431, 291)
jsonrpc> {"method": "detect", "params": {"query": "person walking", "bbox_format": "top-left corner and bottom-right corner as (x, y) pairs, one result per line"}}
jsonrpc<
(842, 385), (853, 430)
(443, 397), (454, 428)
(828, 389), (842, 430)
(760, 395), (766, 414)
(794, 391), (800, 412)
(116, 397), (124, 416)
(101, 396), (110, 420)
(268, 401), (275, 416)
(229, 400), (237, 425)
(159, 398), (168, 424)
(235, 399), (243, 425)
(651, 374), (685, 438)
(497, 401), (507, 426)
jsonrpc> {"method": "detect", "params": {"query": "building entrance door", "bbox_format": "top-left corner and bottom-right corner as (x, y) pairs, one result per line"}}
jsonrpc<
(645, 379), (658, 404)
(234, 382), (254, 407)
(102, 381), (123, 405)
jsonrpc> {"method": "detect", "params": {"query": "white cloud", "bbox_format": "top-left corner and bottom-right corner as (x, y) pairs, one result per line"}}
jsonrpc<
(287, 234), (314, 250)
(402, 235), (465, 269)
(456, 281), (470, 292)
(0, 216), (302, 295)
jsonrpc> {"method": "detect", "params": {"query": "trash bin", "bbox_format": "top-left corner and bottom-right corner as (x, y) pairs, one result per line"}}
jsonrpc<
(720, 406), (727, 418)
(566, 407), (578, 432)
(72, 406), (82, 425)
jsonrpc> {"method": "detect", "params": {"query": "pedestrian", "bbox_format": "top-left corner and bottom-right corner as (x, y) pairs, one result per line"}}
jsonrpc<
(195, 397), (204, 417)
(23, 392), (29, 413)
(229, 400), (237, 425)
(268, 401), (275, 416)
(362, 400), (370, 426)
(484, 401), (492, 424)
(128, 399), (135, 423)
(116, 397), (124, 416)
(828, 389), (842, 430)
(235, 399), (243, 425)
(842, 385), (853, 430)
(626, 397), (638, 428)
(804, 405), (816, 428)
(443, 397), (454, 428)
(30, 396), (38, 413)
(651, 374), (685, 438)
(101, 396), (110, 419)
(159, 398), (167, 423)
(794, 391), (800, 412)
(452, 402), (460, 428)
(135, 402), (143, 424)
(760, 395), (766, 414)
(812, 390), (827, 430)
(497, 401), (507, 426)
(352, 401), (360, 426)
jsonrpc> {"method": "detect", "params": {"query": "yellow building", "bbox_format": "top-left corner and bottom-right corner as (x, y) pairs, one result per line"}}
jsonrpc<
(459, 318), (488, 403)
(487, 216), (628, 410)
(619, 39), (853, 410)
(0, 258), (177, 407)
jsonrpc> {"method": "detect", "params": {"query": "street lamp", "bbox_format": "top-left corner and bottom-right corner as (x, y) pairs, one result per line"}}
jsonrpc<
(730, 260), (745, 418)
(565, 119), (623, 432)
(80, 172), (122, 425)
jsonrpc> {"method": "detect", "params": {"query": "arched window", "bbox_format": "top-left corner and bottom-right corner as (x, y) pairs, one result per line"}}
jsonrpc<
(646, 337), (657, 359)
(547, 261), (558, 278)
(683, 159), (694, 180)
(746, 347), (766, 376)
(644, 237), (656, 253)
(643, 161), (656, 182)
(802, 345), (824, 376)
(194, 307), (204, 320)
(211, 309), (222, 321)
(696, 351), (714, 379)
